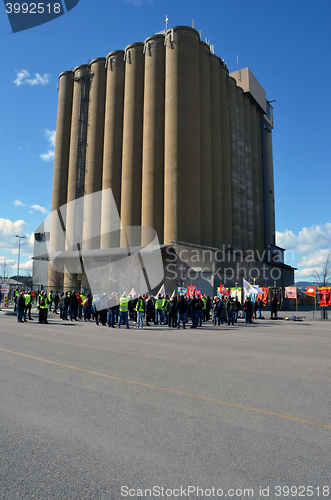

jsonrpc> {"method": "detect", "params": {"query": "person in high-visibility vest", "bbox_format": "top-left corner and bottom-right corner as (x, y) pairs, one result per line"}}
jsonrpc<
(38, 291), (49, 324)
(14, 287), (20, 312)
(135, 295), (145, 329)
(162, 295), (169, 325)
(155, 294), (164, 325)
(202, 296), (207, 322)
(24, 291), (33, 321)
(118, 293), (130, 329)
(48, 290), (53, 312)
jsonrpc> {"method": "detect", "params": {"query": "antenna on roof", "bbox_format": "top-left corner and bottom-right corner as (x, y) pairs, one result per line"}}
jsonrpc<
(237, 55), (239, 71)
(192, 19), (195, 28)
(165, 15), (169, 31)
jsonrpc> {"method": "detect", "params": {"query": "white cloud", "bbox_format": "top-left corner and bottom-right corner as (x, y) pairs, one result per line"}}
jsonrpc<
(20, 259), (33, 271)
(14, 69), (50, 87)
(295, 268), (316, 280)
(277, 224), (331, 282)
(40, 150), (54, 162)
(40, 128), (56, 162)
(45, 129), (56, 147)
(13, 199), (26, 208)
(0, 256), (17, 269)
(298, 249), (331, 268)
(30, 204), (48, 214)
(0, 219), (27, 250)
(276, 223), (331, 256)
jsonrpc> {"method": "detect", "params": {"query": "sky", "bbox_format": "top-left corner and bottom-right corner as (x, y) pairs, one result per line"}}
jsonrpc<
(1, 0), (330, 282)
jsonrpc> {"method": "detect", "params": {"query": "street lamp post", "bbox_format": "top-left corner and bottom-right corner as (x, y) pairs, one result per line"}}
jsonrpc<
(15, 235), (25, 286)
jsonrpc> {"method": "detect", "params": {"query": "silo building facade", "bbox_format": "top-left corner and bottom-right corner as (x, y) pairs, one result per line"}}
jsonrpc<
(43, 25), (294, 293)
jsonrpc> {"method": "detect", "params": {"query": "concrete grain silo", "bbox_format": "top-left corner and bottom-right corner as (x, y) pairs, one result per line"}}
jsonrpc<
(244, 95), (254, 251)
(48, 70), (73, 287)
(219, 64), (232, 249)
(228, 76), (240, 251)
(209, 52), (222, 250)
(83, 57), (107, 251)
(141, 34), (165, 247)
(100, 51), (125, 250)
(64, 64), (89, 289)
(199, 41), (212, 248)
(237, 87), (247, 253)
(164, 27), (201, 246)
(120, 42), (145, 248)
(42, 24), (292, 292)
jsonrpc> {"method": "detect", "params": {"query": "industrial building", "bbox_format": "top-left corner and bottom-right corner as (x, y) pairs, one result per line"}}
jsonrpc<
(36, 25), (294, 294)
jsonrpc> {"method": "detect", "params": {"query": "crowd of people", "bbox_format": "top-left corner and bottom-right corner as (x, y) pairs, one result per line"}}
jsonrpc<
(13, 286), (276, 328)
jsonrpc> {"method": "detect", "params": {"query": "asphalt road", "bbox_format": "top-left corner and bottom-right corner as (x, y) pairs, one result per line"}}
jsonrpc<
(0, 314), (330, 500)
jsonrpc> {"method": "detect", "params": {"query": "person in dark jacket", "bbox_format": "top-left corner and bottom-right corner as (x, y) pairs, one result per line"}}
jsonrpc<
(62, 292), (69, 320)
(146, 296), (155, 326)
(17, 292), (25, 322)
(226, 297), (235, 325)
(53, 291), (60, 314)
(69, 291), (78, 321)
(270, 295), (278, 319)
(167, 296), (177, 328)
(176, 295), (188, 329)
(243, 296), (253, 324)
(188, 295), (200, 328)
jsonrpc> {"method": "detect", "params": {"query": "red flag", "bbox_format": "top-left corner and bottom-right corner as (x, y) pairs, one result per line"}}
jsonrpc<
(218, 284), (229, 295)
(195, 289), (202, 298)
(304, 286), (316, 297)
(318, 287), (331, 307)
(186, 285), (196, 297)
(257, 287), (268, 305)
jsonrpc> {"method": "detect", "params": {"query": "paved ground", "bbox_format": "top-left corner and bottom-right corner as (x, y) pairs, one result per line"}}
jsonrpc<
(0, 312), (330, 500)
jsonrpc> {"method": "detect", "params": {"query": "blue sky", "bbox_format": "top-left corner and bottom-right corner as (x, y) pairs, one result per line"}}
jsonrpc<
(1, 0), (330, 281)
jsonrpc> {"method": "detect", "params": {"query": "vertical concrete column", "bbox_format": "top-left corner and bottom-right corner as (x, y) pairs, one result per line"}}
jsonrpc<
(219, 66), (232, 248)
(141, 35), (165, 246)
(83, 58), (107, 250)
(237, 87), (247, 253)
(100, 51), (125, 249)
(250, 102), (262, 257)
(164, 27), (201, 246)
(199, 42), (212, 248)
(120, 43), (145, 248)
(256, 111), (265, 256)
(244, 95), (254, 253)
(265, 128), (276, 246)
(48, 70), (73, 288)
(210, 52), (222, 249)
(64, 64), (89, 290)
(228, 77), (240, 250)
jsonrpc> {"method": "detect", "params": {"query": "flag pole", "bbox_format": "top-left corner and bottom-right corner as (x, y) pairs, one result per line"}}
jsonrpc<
(314, 282), (317, 319)
(296, 285), (298, 315)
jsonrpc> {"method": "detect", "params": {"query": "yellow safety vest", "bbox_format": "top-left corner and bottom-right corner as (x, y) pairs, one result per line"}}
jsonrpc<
(155, 298), (163, 310)
(119, 297), (129, 312)
(135, 299), (144, 312)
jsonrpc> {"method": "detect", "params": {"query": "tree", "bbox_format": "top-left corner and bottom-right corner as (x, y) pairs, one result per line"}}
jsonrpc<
(312, 250), (331, 287)
(0, 259), (9, 283)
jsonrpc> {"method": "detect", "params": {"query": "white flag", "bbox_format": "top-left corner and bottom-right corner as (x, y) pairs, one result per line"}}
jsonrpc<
(157, 284), (165, 296)
(243, 278), (263, 295)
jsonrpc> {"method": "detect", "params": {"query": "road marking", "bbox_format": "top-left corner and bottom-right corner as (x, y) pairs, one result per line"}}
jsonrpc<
(1, 347), (330, 430)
